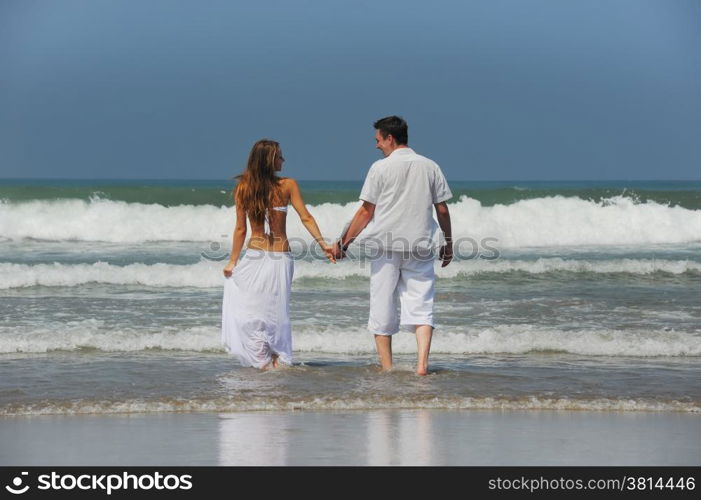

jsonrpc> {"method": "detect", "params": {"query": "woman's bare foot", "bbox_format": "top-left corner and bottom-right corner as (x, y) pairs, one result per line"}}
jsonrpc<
(271, 353), (280, 369)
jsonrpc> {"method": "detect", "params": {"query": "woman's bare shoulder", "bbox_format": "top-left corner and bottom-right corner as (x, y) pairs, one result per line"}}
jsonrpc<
(275, 177), (296, 205)
(278, 177), (299, 190)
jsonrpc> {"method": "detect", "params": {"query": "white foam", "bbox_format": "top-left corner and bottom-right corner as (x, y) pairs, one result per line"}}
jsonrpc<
(1, 322), (698, 357)
(437, 257), (701, 277)
(450, 195), (701, 248)
(0, 320), (222, 353)
(0, 261), (225, 289)
(0, 198), (229, 242)
(1, 396), (697, 416)
(2, 195), (700, 247)
(1, 257), (699, 289)
(295, 325), (701, 357)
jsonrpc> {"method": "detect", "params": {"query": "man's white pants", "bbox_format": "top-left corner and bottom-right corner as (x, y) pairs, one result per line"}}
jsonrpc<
(368, 251), (435, 335)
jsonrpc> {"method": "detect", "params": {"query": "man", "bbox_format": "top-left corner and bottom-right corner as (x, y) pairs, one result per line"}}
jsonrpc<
(336, 115), (453, 376)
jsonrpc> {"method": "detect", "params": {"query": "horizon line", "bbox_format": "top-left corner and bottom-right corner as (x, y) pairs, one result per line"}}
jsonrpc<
(1, 177), (700, 183)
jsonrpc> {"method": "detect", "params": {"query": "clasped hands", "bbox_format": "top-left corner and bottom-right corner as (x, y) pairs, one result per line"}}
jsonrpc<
(330, 240), (347, 261)
(319, 241), (337, 263)
(318, 240), (344, 263)
(329, 241), (453, 267)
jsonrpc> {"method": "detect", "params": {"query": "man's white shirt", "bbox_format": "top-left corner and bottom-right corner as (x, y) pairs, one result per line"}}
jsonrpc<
(358, 147), (452, 251)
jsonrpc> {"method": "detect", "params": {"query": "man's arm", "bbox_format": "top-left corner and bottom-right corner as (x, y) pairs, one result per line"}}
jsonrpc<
(434, 201), (452, 267)
(336, 201), (376, 257)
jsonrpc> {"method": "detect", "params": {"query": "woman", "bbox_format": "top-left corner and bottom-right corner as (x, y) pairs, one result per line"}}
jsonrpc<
(221, 139), (335, 369)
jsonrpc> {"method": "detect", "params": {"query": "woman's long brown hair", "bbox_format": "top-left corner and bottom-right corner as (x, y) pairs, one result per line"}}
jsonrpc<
(234, 139), (282, 224)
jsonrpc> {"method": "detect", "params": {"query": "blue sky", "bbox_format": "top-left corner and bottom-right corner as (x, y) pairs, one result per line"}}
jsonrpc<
(1, 0), (700, 180)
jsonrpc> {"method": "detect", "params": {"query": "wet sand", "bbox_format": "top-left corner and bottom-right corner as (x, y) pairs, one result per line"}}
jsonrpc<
(1, 409), (699, 466)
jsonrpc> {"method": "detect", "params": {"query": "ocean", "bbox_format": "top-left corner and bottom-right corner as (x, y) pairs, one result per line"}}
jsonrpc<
(1, 179), (700, 416)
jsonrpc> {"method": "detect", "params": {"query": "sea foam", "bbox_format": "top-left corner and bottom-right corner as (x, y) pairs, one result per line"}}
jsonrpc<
(1, 195), (700, 247)
(2, 322), (698, 357)
(1, 395), (697, 416)
(1, 258), (699, 289)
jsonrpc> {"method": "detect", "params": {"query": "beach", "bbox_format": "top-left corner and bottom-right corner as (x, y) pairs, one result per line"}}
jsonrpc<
(3, 409), (699, 466)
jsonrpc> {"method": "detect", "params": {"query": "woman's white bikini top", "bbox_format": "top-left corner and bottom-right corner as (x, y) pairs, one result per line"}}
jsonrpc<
(263, 205), (288, 235)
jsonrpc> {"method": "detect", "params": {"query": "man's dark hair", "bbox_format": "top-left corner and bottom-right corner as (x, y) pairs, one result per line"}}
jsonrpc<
(373, 115), (408, 145)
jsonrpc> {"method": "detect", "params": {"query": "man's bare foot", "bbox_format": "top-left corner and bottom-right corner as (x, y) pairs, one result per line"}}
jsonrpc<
(271, 354), (280, 369)
(416, 365), (428, 376)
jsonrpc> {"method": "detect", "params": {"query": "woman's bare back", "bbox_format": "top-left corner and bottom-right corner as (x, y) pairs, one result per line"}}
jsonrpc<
(247, 178), (292, 252)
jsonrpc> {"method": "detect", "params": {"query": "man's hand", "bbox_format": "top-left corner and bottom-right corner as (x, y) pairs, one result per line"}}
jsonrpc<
(439, 243), (453, 268)
(332, 240), (347, 260)
(336, 201), (374, 260)
(434, 202), (452, 268)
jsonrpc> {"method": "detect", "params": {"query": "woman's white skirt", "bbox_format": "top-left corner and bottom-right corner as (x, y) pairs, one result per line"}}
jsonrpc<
(221, 249), (294, 368)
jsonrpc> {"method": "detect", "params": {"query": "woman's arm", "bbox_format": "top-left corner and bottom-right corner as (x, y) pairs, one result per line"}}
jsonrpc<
(223, 201), (247, 277)
(287, 179), (335, 262)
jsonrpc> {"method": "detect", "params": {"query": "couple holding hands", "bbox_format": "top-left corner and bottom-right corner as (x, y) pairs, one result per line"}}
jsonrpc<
(222, 116), (452, 375)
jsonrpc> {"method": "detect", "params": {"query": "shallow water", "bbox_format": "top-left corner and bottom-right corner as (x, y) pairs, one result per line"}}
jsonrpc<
(1, 180), (700, 416)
